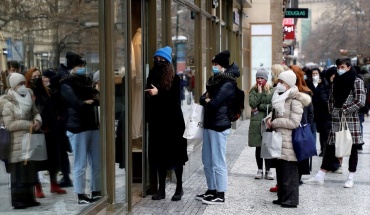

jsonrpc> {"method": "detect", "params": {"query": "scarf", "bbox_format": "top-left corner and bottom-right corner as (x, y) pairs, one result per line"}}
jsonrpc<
(206, 73), (236, 94)
(271, 86), (298, 116)
(333, 68), (356, 108)
(9, 89), (33, 118)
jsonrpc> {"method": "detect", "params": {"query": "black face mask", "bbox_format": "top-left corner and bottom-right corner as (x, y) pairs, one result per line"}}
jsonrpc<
(154, 59), (166, 67)
(31, 78), (43, 89)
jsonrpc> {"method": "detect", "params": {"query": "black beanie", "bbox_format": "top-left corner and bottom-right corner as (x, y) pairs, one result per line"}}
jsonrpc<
(212, 50), (230, 68)
(66, 51), (86, 69)
(42, 69), (56, 79)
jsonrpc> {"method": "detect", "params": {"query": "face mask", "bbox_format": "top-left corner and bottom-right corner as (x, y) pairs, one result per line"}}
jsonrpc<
(276, 83), (287, 93)
(303, 75), (307, 80)
(76, 67), (86, 75)
(31, 77), (43, 88)
(16, 85), (27, 96)
(257, 79), (267, 87)
(312, 76), (319, 82)
(337, 69), (346, 76)
(212, 66), (219, 74)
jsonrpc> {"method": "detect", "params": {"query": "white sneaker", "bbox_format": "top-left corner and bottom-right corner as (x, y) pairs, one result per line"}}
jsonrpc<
(344, 179), (354, 188)
(255, 169), (263, 179)
(334, 166), (343, 174)
(265, 171), (274, 180)
(304, 176), (324, 185)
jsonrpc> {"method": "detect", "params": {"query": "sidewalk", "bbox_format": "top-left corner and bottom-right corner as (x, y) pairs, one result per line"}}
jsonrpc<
(132, 117), (370, 215)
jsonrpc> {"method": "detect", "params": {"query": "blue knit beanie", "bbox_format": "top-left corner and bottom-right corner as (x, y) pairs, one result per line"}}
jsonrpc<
(154, 46), (172, 64)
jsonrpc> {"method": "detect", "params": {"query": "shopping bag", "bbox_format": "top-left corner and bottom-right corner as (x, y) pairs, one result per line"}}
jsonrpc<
(22, 126), (47, 163)
(335, 115), (353, 157)
(292, 124), (317, 162)
(183, 103), (204, 140)
(0, 126), (11, 160)
(260, 120), (282, 159)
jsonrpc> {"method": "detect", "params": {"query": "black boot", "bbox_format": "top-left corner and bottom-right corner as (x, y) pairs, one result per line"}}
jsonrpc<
(171, 165), (184, 201)
(152, 189), (165, 200)
(171, 187), (183, 201)
(152, 167), (167, 200)
(58, 176), (73, 188)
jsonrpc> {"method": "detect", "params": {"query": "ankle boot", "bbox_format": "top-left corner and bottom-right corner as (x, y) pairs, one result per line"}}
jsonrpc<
(51, 181), (67, 194)
(171, 186), (184, 201)
(152, 189), (165, 200)
(35, 183), (45, 198)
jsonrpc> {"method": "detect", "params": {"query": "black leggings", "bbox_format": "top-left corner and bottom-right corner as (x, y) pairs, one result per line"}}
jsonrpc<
(158, 165), (183, 191)
(255, 147), (271, 171)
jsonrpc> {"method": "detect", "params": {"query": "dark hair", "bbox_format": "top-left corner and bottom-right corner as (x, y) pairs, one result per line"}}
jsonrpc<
(335, 57), (351, 67)
(7, 60), (20, 70)
(159, 62), (174, 90)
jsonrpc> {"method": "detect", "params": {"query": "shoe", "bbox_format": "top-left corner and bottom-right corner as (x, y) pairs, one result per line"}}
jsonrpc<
(35, 183), (45, 198)
(152, 189), (165, 200)
(171, 189), (184, 201)
(78, 194), (94, 204)
(51, 182), (67, 194)
(269, 185), (278, 192)
(319, 152), (324, 157)
(333, 166), (343, 174)
(58, 177), (73, 188)
(299, 180), (303, 185)
(357, 144), (363, 150)
(265, 171), (274, 180)
(255, 169), (263, 179)
(272, 200), (281, 205)
(304, 176), (324, 185)
(27, 201), (41, 207)
(91, 191), (102, 201)
(13, 203), (28, 209)
(281, 204), (297, 208)
(195, 189), (216, 201)
(344, 179), (354, 188)
(202, 192), (225, 205)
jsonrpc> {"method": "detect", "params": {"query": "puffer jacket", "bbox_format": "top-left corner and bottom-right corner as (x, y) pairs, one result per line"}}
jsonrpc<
(2, 89), (42, 163)
(248, 86), (274, 147)
(200, 63), (240, 132)
(265, 88), (311, 161)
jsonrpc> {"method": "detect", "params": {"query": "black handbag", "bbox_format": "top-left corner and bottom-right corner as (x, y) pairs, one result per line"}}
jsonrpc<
(0, 126), (11, 160)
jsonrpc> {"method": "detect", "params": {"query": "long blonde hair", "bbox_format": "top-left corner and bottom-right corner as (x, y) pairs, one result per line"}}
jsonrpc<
(250, 83), (272, 94)
(271, 64), (285, 85)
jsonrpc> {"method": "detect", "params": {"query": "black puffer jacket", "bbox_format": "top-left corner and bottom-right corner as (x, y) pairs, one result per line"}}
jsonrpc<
(60, 74), (99, 133)
(200, 63), (240, 132)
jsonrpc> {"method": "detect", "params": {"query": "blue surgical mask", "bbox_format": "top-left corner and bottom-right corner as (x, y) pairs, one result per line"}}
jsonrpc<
(337, 69), (346, 76)
(76, 67), (86, 75)
(212, 66), (219, 74)
(303, 75), (307, 80)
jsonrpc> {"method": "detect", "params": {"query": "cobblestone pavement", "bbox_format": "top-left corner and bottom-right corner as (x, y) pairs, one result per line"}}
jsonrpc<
(132, 118), (370, 215)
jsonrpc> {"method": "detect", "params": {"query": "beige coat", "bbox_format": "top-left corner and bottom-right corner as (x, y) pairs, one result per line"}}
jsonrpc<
(2, 89), (42, 163)
(265, 89), (311, 161)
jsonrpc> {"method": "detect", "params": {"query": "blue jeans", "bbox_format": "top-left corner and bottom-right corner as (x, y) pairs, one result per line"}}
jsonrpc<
(202, 128), (230, 192)
(67, 130), (101, 194)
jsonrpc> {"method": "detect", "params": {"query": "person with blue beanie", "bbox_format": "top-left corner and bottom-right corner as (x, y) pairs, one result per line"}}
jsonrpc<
(145, 46), (188, 201)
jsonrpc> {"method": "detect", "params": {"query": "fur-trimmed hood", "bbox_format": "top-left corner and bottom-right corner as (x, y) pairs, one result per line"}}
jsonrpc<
(293, 91), (312, 107)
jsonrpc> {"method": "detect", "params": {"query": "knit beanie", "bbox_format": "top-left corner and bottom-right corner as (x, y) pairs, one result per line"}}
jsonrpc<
(93, 70), (100, 83)
(212, 50), (230, 68)
(66, 51), (86, 69)
(278, 70), (296, 88)
(9, 73), (26, 89)
(42, 69), (56, 79)
(154, 46), (172, 64)
(256, 68), (268, 80)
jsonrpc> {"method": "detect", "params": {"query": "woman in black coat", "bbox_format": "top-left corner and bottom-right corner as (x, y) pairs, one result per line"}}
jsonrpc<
(145, 46), (188, 201)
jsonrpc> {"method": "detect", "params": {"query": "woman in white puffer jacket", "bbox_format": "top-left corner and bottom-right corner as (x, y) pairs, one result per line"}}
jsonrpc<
(264, 70), (311, 208)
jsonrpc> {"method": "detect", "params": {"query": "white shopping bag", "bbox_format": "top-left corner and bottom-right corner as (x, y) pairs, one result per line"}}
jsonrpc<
(335, 115), (353, 157)
(183, 103), (204, 140)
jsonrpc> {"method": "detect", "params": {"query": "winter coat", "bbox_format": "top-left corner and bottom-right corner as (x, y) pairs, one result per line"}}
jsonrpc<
(200, 63), (240, 132)
(265, 88), (311, 161)
(2, 89), (42, 163)
(248, 86), (274, 147)
(60, 74), (100, 133)
(328, 77), (365, 145)
(146, 67), (188, 167)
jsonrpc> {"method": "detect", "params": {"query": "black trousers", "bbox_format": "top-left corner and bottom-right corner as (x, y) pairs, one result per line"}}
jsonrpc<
(321, 144), (358, 172)
(255, 147), (271, 171)
(10, 162), (38, 207)
(276, 159), (299, 206)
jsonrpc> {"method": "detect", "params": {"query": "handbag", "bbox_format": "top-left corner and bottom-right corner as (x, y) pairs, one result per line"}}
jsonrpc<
(0, 126), (11, 160)
(22, 126), (47, 163)
(183, 103), (204, 140)
(335, 115), (353, 157)
(292, 123), (317, 162)
(260, 106), (282, 159)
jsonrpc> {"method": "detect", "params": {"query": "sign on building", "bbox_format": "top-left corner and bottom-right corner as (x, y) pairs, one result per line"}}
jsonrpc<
(285, 8), (309, 18)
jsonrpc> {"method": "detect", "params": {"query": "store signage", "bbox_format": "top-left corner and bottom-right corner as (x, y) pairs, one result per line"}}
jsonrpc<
(283, 25), (295, 40)
(285, 8), (309, 18)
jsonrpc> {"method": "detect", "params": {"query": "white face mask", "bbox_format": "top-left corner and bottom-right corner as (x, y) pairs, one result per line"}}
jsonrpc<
(16, 85), (27, 96)
(337, 69), (346, 76)
(276, 83), (287, 93)
(312, 75), (319, 82)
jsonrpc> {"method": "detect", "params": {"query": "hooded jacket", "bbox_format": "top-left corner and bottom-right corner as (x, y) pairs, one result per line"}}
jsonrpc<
(265, 88), (311, 161)
(200, 63), (240, 132)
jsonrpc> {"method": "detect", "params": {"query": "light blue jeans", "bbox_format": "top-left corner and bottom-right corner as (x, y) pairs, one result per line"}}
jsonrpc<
(202, 128), (230, 192)
(67, 130), (101, 194)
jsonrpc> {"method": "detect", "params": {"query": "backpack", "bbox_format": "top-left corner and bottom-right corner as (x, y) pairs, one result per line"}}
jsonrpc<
(228, 85), (245, 122)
